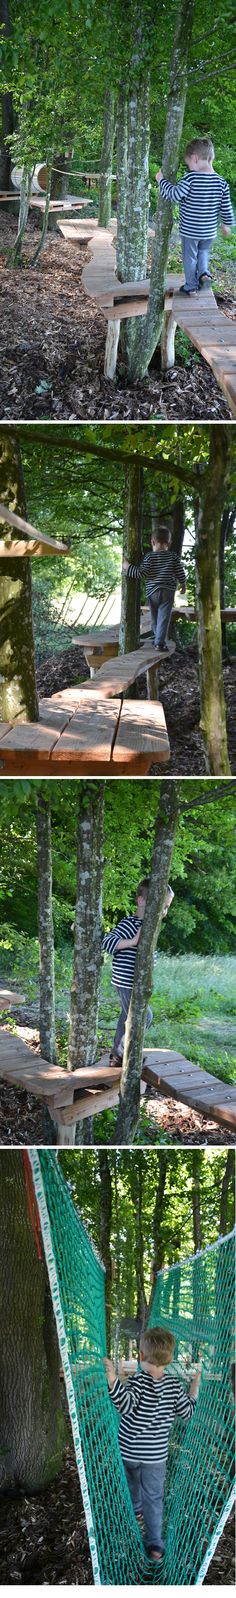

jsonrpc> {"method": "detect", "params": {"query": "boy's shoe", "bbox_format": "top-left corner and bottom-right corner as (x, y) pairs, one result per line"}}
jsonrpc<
(144, 1543), (164, 1563)
(109, 1050), (122, 1067)
(198, 273), (211, 289)
(179, 284), (197, 295)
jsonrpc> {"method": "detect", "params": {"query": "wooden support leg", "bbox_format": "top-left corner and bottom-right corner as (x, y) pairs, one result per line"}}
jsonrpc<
(161, 305), (177, 371)
(147, 664), (160, 700)
(104, 317), (121, 379)
(55, 1119), (76, 1146)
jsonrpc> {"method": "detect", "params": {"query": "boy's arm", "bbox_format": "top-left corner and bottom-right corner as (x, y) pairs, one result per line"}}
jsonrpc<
(104, 1359), (140, 1415)
(102, 920), (141, 954)
(123, 555), (147, 579)
(219, 182), (234, 230)
(178, 559), (186, 593)
(175, 1369), (201, 1421)
(156, 171), (191, 204)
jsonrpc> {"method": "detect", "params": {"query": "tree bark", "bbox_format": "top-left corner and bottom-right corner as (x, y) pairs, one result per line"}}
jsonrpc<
(111, 782), (180, 1143)
(192, 1150), (202, 1253)
(116, 85), (128, 278)
(68, 784), (105, 1144)
(118, 20), (150, 373)
(98, 88), (115, 228)
(0, 0), (14, 192)
(36, 790), (57, 1143)
(195, 425), (231, 775)
(10, 166), (33, 266)
(219, 508), (235, 654)
(119, 460), (143, 654)
(124, 0), (195, 381)
(0, 1152), (65, 1489)
(98, 1150), (112, 1346)
(219, 1150), (235, 1236)
(146, 1152), (168, 1321)
(0, 430), (39, 720)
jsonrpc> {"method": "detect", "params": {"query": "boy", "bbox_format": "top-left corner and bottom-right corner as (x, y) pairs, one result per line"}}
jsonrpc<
(102, 878), (174, 1066)
(155, 137), (234, 295)
(123, 525), (186, 651)
(104, 1326), (201, 1561)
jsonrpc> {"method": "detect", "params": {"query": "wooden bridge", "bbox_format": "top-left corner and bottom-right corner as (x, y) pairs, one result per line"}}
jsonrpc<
(0, 1032), (235, 1145)
(56, 218), (236, 411)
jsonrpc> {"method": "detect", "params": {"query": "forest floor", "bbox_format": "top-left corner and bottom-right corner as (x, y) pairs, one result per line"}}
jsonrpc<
(0, 1421), (234, 1585)
(0, 214), (235, 421)
(36, 642), (236, 776)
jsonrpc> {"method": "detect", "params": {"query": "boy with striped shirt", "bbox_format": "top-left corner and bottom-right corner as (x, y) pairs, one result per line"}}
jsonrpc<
(104, 1326), (201, 1561)
(123, 524), (186, 651)
(155, 137), (234, 295)
(102, 877), (174, 1066)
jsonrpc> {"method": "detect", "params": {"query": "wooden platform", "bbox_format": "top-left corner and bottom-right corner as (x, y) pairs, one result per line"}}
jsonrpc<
(171, 286), (236, 418)
(0, 687), (170, 775)
(0, 1033), (235, 1141)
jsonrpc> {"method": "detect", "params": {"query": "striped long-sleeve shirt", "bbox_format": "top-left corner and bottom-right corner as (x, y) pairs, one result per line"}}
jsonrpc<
(127, 548), (186, 601)
(159, 170), (234, 240)
(102, 915), (142, 989)
(110, 1367), (196, 1464)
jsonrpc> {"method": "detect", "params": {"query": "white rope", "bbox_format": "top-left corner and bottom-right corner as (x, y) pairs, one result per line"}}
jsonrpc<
(28, 1149), (102, 1586)
(195, 1482), (236, 1583)
(156, 1226), (236, 1277)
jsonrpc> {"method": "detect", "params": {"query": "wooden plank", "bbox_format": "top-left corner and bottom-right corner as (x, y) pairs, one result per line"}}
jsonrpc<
(51, 694), (120, 765)
(0, 988), (26, 1006)
(0, 713), (69, 760)
(113, 700), (170, 765)
(53, 1083), (121, 1123)
(0, 538), (69, 558)
(79, 644), (170, 697)
(142, 1051), (236, 1131)
(52, 1062), (121, 1105)
(0, 501), (68, 553)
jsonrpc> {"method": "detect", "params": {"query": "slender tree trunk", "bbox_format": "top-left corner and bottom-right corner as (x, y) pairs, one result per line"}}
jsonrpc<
(219, 1150), (235, 1236)
(195, 425), (231, 775)
(0, 1152), (65, 1489)
(146, 1153), (168, 1321)
(119, 461), (143, 653)
(36, 790), (57, 1138)
(111, 782), (180, 1143)
(116, 85), (128, 278)
(67, 784), (105, 1145)
(119, 37), (150, 372)
(98, 88), (115, 228)
(0, 0), (13, 192)
(10, 166), (33, 265)
(98, 1150), (112, 1346)
(125, 0), (195, 381)
(30, 162), (53, 266)
(192, 1150), (202, 1252)
(0, 431), (39, 719)
(219, 508), (235, 654)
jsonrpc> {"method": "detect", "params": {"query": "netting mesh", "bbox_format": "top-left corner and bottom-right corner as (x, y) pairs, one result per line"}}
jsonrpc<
(29, 1151), (235, 1586)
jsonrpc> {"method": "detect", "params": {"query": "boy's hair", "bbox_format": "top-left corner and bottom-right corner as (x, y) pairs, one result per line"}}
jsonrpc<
(140, 1326), (175, 1365)
(151, 524), (170, 547)
(185, 137), (214, 162)
(136, 877), (150, 900)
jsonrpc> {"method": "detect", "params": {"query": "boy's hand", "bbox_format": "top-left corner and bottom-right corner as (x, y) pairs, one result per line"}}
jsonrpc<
(103, 1357), (116, 1388)
(189, 1358), (202, 1399)
(155, 169), (163, 184)
(123, 557), (129, 572)
(180, 585), (186, 594)
(221, 224), (231, 236)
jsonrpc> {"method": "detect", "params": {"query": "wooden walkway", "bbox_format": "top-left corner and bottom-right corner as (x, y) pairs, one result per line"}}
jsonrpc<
(171, 285), (236, 417)
(0, 1033), (235, 1142)
(80, 642), (175, 697)
(0, 687), (170, 775)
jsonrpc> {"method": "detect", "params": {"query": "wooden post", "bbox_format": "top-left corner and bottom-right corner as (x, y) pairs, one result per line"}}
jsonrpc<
(55, 1119), (76, 1146)
(104, 317), (121, 379)
(161, 301), (177, 370)
(147, 664), (160, 699)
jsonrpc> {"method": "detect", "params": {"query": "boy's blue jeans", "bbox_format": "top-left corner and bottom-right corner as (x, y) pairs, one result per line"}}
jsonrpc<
(149, 587), (174, 648)
(113, 985), (153, 1054)
(181, 237), (212, 291)
(124, 1459), (166, 1552)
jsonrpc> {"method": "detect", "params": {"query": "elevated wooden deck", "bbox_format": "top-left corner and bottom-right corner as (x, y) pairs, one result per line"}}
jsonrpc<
(0, 1034), (235, 1143)
(0, 687), (170, 775)
(80, 642), (175, 697)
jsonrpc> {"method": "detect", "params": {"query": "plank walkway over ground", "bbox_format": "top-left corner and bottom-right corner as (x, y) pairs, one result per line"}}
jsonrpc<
(0, 1034), (235, 1142)
(0, 687), (170, 775)
(80, 642), (175, 697)
(68, 222), (236, 413)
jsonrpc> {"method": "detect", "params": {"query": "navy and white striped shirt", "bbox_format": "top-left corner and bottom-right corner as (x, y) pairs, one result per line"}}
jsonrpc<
(160, 170), (234, 240)
(102, 915), (142, 989)
(127, 549), (186, 601)
(110, 1367), (196, 1464)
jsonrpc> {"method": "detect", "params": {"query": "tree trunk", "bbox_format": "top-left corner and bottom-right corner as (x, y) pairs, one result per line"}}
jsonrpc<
(36, 790), (57, 1144)
(119, 37), (150, 373)
(124, 0), (195, 381)
(116, 85), (128, 278)
(192, 1150), (202, 1253)
(0, 0), (14, 192)
(0, 1152), (65, 1490)
(219, 1150), (235, 1236)
(195, 425), (231, 775)
(10, 166), (33, 266)
(67, 784), (105, 1145)
(30, 162), (53, 267)
(111, 782), (180, 1143)
(98, 1150), (112, 1347)
(0, 431), (39, 720)
(98, 88), (115, 228)
(119, 461), (143, 653)
(146, 1153), (168, 1320)
(219, 508), (235, 655)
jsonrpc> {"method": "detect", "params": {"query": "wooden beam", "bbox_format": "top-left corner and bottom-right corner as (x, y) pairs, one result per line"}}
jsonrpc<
(0, 502), (69, 554)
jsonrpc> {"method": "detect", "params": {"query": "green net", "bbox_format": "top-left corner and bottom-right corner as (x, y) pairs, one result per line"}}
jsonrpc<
(29, 1151), (235, 1587)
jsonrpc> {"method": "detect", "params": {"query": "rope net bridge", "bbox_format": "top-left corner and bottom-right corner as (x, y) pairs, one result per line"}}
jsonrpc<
(28, 1152), (235, 1586)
